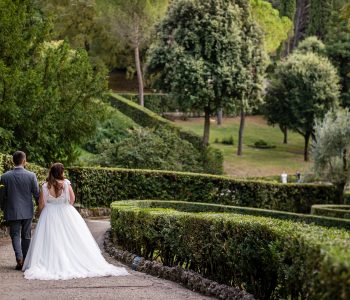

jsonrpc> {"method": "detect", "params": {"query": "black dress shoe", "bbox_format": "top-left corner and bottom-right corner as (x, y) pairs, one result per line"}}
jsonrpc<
(15, 259), (23, 270)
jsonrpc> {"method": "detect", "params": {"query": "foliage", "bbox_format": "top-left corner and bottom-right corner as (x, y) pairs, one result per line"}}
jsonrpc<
(146, 0), (267, 147)
(110, 94), (201, 145)
(38, 0), (123, 69)
(68, 166), (339, 212)
(311, 204), (350, 219)
(312, 109), (350, 197)
(307, 0), (334, 39)
(272, 0), (296, 19)
(0, 1), (108, 166)
(325, 13), (350, 107)
(111, 200), (350, 299)
(134, 200), (350, 229)
(109, 93), (223, 174)
(120, 93), (179, 114)
(264, 50), (340, 161)
(295, 36), (326, 55)
(84, 103), (137, 154)
(250, 0), (293, 54)
(94, 127), (203, 172)
(252, 139), (276, 149)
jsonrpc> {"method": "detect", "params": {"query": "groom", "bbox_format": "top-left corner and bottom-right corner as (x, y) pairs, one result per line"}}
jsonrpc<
(0, 151), (39, 270)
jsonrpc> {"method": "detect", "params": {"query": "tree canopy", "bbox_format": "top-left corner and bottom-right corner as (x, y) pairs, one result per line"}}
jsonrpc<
(265, 49), (340, 161)
(147, 0), (266, 150)
(312, 108), (350, 199)
(0, 0), (107, 165)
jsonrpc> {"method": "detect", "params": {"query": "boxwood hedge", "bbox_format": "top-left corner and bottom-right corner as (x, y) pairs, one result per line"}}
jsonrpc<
(109, 93), (202, 150)
(139, 200), (350, 229)
(68, 167), (340, 213)
(311, 204), (350, 219)
(110, 200), (350, 300)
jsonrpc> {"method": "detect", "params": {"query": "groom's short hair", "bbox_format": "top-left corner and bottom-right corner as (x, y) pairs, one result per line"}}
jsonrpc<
(13, 151), (26, 166)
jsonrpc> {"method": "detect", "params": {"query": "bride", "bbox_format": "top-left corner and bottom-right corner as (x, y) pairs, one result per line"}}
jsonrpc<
(22, 163), (129, 280)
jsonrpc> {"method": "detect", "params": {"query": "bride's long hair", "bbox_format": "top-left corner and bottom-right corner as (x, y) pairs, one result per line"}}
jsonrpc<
(47, 163), (65, 197)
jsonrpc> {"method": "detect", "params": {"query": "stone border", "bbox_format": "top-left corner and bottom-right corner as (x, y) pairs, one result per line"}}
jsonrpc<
(104, 230), (254, 300)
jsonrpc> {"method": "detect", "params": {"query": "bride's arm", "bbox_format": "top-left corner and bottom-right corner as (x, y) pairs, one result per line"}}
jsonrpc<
(68, 185), (75, 205)
(38, 190), (45, 215)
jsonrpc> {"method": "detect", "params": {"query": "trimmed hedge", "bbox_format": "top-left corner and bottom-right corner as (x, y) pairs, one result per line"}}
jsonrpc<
(111, 200), (350, 300)
(311, 204), (350, 219)
(68, 167), (340, 213)
(119, 93), (179, 114)
(109, 93), (202, 149)
(138, 200), (350, 230)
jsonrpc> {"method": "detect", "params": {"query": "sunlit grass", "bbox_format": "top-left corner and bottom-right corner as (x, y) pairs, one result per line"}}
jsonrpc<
(176, 116), (311, 177)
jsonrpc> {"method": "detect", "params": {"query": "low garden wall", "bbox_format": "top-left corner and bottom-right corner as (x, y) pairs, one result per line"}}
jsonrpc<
(110, 200), (350, 300)
(68, 167), (340, 213)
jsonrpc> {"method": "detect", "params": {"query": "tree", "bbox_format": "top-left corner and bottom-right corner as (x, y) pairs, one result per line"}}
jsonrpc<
(265, 51), (340, 161)
(147, 0), (266, 150)
(312, 108), (350, 201)
(325, 12), (350, 107)
(0, 1), (108, 165)
(250, 0), (293, 54)
(295, 36), (326, 55)
(107, 0), (168, 106)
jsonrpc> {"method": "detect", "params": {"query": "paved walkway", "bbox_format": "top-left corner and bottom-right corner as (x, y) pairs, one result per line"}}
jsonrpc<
(0, 220), (212, 300)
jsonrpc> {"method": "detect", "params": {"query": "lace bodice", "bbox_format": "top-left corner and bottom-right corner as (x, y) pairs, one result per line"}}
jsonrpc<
(42, 179), (71, 205)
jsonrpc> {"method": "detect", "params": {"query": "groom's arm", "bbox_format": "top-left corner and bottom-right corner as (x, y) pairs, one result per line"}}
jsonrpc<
(31, 174), (40, 205)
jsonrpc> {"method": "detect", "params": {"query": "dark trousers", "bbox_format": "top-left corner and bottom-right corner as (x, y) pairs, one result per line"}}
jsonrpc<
(9, 219), (32, 261)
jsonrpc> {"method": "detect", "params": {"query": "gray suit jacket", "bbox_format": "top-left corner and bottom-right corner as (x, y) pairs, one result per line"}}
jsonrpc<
(0, 167), (40, 221)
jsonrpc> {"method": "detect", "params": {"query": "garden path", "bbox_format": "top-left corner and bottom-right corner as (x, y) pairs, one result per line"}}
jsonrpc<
(0, 219), (212, 300)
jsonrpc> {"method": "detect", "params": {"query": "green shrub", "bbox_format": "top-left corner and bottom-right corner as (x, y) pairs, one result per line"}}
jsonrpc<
(311, 204), (350, 219)
(94, 127), (203, 173)
(109, 93), (223, 174)
(68, 167), (339, 212)
(250, 139), (276, 149)
(110, 200), (350, 299)
(84, 105), (137, 154)
(221, 135), (234, 145)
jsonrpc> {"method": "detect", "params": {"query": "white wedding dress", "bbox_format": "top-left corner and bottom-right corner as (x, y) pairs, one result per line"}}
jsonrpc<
(22, 179), (129, 280)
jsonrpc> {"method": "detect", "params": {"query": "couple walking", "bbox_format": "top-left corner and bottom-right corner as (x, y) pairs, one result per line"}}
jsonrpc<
(0, 151), (128, 280)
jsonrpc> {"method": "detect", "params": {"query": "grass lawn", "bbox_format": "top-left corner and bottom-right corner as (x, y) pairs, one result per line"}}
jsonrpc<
(175, 116), (311, 178)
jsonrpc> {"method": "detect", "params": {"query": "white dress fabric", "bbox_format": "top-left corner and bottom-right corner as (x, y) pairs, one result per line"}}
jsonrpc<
(23, 179), (128, 280)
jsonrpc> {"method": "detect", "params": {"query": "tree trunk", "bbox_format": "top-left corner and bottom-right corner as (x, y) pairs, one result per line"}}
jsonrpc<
(303, 132), (311, 161)
(203, 108), (211, 147)
(279, 125), (288, 144)
(335, 181), (346, 204)
(134, 46), (144, 107)
(237, 108), (245, 156)
(216, 108), (223, 126)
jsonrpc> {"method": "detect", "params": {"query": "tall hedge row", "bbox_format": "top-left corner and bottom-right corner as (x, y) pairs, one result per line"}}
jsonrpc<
(119, 93), (179, 114)
(111, 200), (350, 300)
(68, 167), (340, 213)
(109, 93), (203, 150)
(109, 93), (223, 174)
